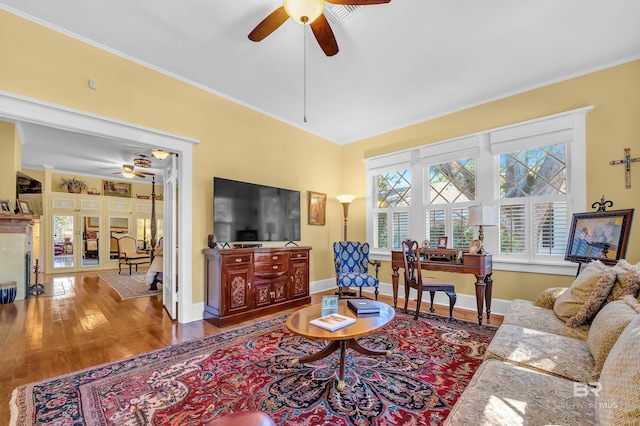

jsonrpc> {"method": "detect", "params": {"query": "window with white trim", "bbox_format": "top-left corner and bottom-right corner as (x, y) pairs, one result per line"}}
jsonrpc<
(373, 170), (411, 249)
(365, 107), (590, 273)
(425, 158), (475, 250)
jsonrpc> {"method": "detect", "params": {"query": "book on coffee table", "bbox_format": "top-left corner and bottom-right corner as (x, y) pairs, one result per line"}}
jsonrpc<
(310, 313), (356, 332)
(347, 299), (381, 315)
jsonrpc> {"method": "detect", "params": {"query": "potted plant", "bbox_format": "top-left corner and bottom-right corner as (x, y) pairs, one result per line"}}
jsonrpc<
(57, 176), (88, 194)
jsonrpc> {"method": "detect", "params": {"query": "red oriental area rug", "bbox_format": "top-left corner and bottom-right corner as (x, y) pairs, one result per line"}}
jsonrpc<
(10, 310), (496, 425)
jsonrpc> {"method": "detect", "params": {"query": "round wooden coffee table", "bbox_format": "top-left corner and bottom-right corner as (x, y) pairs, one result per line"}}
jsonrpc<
(286, 300), (395, 390)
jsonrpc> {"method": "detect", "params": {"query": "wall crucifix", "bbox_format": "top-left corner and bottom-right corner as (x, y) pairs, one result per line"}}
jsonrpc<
(609, 148), (639, 188)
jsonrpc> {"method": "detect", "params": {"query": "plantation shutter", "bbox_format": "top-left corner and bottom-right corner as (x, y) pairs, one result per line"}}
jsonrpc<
(499, 204), (526, 255)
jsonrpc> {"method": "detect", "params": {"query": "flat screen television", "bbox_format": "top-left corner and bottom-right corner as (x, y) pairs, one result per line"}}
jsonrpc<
(213, 177), (301, 243)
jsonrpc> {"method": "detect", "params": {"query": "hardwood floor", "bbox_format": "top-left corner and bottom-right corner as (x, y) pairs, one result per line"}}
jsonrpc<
(0, 271), (502, 424)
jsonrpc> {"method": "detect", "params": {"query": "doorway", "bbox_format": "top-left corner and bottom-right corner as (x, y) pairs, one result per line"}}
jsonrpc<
(0, 91), (197, 323)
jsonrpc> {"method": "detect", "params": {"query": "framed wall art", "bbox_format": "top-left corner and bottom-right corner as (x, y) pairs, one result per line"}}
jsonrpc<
(564, 209), (634, 265)
(103, 180), (132, 198)
(308, 191), (326, 225)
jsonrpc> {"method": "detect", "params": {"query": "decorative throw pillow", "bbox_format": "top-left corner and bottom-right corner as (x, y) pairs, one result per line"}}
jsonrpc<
(596, 315), (640, 424)
(587, 297), (640, 376)
(553, 260), (617, 327)
(607, 259), (640, 303)
(534, 287), (568, 309)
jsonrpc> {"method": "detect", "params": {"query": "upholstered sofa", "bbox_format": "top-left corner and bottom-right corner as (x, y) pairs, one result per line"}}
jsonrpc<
(445, 260), (640, 425)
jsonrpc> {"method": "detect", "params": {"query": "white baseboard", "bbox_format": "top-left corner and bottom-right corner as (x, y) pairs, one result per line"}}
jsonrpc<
(187, 279), (510, 324)
(313, 280), (509, 318)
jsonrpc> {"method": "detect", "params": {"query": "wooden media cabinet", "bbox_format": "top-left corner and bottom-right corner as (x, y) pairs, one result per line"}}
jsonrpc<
(203, 246), (311, 327)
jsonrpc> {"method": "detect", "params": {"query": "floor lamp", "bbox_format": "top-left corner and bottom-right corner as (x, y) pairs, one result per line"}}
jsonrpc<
(336, 194), (356, 241)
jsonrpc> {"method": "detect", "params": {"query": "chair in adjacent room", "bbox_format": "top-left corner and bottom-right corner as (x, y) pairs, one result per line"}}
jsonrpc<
(402, 239), (457, 320)
(117, 236), (150, 275)
(145, 238), (163, 290)
(333, 241), (380, 300)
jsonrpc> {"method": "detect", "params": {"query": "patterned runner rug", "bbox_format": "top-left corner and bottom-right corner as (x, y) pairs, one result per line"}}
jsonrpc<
(10, 310), (495, 425)
(97, 270), (162, 300)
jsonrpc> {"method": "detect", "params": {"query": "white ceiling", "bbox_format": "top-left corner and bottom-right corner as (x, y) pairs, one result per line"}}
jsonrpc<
(2, 0), (640, 180)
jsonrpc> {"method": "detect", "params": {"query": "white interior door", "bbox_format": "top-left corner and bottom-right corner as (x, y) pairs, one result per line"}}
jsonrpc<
(162, 155), (177, 318)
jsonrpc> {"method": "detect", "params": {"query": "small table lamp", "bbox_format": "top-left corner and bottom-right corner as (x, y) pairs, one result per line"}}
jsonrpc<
(336, 194), (356, 241)
(467, 205), (497, 251)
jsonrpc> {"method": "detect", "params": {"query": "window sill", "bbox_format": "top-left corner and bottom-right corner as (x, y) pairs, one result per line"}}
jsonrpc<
(370, 249), (579, 276)
(493, 259), (578, 276)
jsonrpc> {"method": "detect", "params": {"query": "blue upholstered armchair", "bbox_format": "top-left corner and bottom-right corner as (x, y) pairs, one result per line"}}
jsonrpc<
(333, 241), (380, 300)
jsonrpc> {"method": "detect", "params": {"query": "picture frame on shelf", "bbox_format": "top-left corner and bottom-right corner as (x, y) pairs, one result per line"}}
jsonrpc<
(437, 236), (448, 248)
(0, 199), (13, 214)
(102, 180), (132, 198)
(308, 191), (326, 226)
(564, 209), (634, 265)
(17, 199), (32, 215)
(321, 295), (339, 316)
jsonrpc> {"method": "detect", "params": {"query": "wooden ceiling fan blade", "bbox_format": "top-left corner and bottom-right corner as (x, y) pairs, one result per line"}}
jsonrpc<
(310, 15), (339, 57)
(248, 7), (289, 42)
(325, 0), (390, 4)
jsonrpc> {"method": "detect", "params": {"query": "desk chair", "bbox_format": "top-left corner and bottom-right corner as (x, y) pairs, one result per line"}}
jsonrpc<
(402, 239), (457, 320)
(334, 241), (380, 300)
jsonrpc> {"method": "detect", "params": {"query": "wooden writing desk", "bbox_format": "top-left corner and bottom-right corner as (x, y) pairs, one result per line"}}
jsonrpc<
(390, 251), (493, 325)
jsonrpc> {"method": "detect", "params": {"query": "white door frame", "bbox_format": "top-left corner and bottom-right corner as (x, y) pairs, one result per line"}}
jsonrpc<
(0, 90), (199, 323)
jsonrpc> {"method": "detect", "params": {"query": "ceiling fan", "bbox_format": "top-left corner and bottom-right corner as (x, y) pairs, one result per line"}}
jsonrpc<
(122, 146), (178, 160)
(133, 154), (152, 168)
(248, 0), (391, 56)
(112, 164), (154, 179)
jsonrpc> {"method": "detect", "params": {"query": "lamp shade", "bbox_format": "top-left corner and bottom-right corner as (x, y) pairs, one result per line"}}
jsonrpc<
(467, 205), (497, 226)
(284, 0), (324, 24)
(336, 194), (356, 204)
(151, 149), (170, 160)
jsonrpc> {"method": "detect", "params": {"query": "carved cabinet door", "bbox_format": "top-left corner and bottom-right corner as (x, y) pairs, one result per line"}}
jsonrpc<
(223, 265), (252, 315)
(290, 260), (309, 299)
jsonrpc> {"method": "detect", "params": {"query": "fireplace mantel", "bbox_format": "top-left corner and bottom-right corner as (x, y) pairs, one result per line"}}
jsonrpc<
(0, 214), (37, 234)
(0, 214), (37, 301)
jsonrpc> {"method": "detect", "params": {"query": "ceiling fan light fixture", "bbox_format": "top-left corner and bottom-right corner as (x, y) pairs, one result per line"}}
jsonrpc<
(151, 149), (170, 160)
(284, 0), (324, 24)
(122, 171), (136, 179)
(123, 164), (135, 172)
(134, 157), (152, 168)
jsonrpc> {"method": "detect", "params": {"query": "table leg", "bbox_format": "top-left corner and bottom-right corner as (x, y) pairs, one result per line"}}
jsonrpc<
(391, 265), (400, 308)
(293, 340), (340, 365)
(293, 338), (391, 392)
(474, 274), (486, 325)
(484, 273), (493, 320)
(338, 341), (347, 391)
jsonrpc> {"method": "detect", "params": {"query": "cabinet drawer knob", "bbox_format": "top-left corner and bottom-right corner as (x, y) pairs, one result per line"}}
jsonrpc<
(296, 254), (302, 258)
(272, 256), (278, 260)
(235, 258), (242, 263)
(273, 265), (278, 270)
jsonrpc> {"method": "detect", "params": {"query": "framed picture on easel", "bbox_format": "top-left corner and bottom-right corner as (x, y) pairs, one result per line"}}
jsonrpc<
(564, 209), (634, 265)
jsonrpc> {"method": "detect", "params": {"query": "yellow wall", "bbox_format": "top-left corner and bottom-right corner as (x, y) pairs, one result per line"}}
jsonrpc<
(0, 121), (19, 201)
(2, 9), (639, 306)
(345, 59), (640, 301)
(0, 10), (344, 304)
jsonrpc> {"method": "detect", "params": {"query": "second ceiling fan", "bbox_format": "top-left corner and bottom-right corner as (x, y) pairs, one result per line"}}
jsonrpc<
(248, 0), (390, 57)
